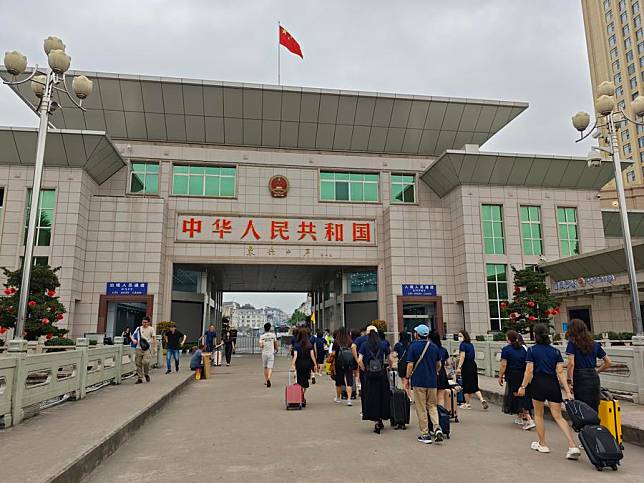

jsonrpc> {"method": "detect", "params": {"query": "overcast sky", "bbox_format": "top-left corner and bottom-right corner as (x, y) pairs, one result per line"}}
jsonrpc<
(0, 1), (596, 312)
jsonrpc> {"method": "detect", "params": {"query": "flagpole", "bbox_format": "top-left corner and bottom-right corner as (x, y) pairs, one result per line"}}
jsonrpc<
(277, 20), (281, 85)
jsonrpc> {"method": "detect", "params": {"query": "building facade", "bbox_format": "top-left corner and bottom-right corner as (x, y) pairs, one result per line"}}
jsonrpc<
(581, 0), (644, 207)
(0, 69), (635, 340)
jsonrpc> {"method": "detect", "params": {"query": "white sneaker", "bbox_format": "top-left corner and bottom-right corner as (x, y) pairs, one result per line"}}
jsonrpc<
(523, 421), (536, 431)
(530, 441), (550, 453)
(514, 417), (524, 425)
(347, 400), (353, 406)
(566, 447), (581, 460)
(334, 397), (341, 403)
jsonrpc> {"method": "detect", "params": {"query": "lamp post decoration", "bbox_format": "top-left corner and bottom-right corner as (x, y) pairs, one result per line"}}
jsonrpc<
(2, 36), (92, 340)
(572, 80), (643, 336)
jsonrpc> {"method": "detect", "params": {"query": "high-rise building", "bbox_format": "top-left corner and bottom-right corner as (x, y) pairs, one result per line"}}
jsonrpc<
(581, 0), (644, 208)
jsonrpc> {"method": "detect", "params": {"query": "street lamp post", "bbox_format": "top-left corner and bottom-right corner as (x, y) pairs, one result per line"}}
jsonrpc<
(572, 80), (643, 337)
(3, 37), (92, 339)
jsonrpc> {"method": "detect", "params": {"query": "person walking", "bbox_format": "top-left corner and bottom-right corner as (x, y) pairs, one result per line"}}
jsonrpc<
(164, 322), (186, 374)
(455, 330), (489, 410)
(404, 325), (444, 444)
(565, 319), (611, 413)
(290, 328), (317, 404)
(517, 324), (581, 460)
(499, 330), (535, 430)
(222, 327), (234, 366)
(259, 322), (278, 387)
(131, 316), (157, 384)
(358, 328), (391, 434)
(429, 331), (451, 409)
(313, 330), (326, 377)
(393, 331), (412, 394)
(332, 327), (356, 406)
(121, 327), (132, 346)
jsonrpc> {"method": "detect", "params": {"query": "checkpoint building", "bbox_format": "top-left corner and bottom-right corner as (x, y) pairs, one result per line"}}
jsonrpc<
(0, 69), (639, 340)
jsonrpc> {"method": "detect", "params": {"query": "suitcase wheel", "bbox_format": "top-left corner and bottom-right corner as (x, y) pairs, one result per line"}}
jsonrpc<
(611, 465), (618, 471)
(454, 417), (459, 423)
(595, 466), (603, 472)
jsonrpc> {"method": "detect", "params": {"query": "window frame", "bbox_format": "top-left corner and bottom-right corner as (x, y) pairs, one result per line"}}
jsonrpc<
(129, 161), (160, 195)
(171, 164), (237, 198)
(486, 263), (509, 332)
(481, 204), (505, 255)
(390, 173), (416, 204)
(519, 205), (543, 256)
(24, 188), (56, 247)
(319, 170), (381, 203)
(557, 206), (580, 257)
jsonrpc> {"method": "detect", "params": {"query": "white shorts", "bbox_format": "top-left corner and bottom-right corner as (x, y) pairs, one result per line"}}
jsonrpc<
(262, 353), (275, 369)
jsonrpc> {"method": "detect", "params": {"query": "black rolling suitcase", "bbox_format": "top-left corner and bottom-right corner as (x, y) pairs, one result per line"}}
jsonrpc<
(578, 425), (623, 471)
(564, 399), (600, 432)
(389, 371), (410, 429)
(429, 405), (451, 438)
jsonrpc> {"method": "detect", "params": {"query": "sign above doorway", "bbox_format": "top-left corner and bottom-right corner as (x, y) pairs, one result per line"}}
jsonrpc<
(402, 284), (437, 296)
(106, 282), (148, 296)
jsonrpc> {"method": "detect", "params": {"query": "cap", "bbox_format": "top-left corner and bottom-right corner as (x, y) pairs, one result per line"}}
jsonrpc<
(366, 325), (378, 333)
(414, 324), (430, 337)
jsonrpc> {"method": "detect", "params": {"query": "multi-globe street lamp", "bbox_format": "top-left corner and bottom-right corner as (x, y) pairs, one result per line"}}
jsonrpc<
(3, 36), (93, 340)
(572, 80), (643, 336)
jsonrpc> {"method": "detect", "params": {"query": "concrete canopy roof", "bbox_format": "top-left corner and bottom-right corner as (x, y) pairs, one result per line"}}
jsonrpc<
(0, 68), (527, 156)
(539, 242), (644, 281)
(0, 127), (125, 185)
(420, 150), (628, 198)
(602, 210), (644, 237)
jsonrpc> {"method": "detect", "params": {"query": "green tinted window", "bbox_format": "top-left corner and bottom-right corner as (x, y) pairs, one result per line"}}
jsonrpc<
(129, 162), (159, 194)
(25, 189), (56, 247)
(391, 173), (415, 203)
(486, 263), (508, 332)
(481, 204), (505, 255)
(172, 165), (236, 197)
(319, 171), (380, 202)
(557, 207), (579, 256)
(520, 206), (542, 255)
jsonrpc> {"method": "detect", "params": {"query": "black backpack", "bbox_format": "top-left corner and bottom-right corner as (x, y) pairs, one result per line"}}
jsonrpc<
(336, 347), (354, 368)
(367, 349), (384, 375)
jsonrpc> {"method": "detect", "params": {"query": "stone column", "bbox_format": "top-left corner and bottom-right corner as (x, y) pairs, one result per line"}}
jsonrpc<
(8, 339), (28, 426)
(113, 336), (124, 384)
(75, 338), (89, 400)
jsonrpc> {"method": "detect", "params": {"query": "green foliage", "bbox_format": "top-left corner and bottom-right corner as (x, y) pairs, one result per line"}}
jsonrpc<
(289, 309), (308, 325)
(371, 319), (388, 334)
(493, 332), (507, 342)
(606, 331), (634, 340)
(501, 267), (558, 336)
(44, 336), (74, 346)
(0, 264), (68, 340)
(475, 335), (486, 342)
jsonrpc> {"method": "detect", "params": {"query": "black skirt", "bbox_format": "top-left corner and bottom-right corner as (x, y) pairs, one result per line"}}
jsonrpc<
(502, 368), (533, 414)
(573, 368), (600, 413)
(361, 370), (391, 422)
(296, 359), (313, 388)
(437, 365), (449, 390)
(461, 358), (480, 394)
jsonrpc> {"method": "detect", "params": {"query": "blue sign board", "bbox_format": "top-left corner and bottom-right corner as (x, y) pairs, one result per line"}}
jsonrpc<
(402, 284), (437, 296)
(106, 282), (148, 296)
(562, 322), (568, 333)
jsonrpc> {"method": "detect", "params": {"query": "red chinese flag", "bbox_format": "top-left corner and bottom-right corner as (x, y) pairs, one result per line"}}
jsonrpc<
(279, 26), (303, 59)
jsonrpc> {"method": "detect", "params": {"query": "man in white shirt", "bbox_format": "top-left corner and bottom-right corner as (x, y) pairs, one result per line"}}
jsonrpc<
(259, 322), (278, 387)
(131, 316), (157, 384)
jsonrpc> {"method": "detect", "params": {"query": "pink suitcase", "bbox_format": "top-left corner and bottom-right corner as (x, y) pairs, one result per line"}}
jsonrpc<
(285, 370), (304, 410)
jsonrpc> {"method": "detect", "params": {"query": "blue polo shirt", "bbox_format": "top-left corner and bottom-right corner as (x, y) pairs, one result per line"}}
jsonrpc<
(406, 340), (440, 388)
(566, 341), (607, 369)
(359, 340), (390, 365)
(501, 344), (527, 371)
(203, 331), (216, 346)
(393, 341), (407, 359)
(459, 341), (475, 360)
(439, 346), (449, 364)
(352, 335), (368, 352)
(526, 344), (563, 376)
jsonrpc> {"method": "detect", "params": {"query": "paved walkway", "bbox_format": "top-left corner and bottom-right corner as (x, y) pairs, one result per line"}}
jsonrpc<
(86, 356), (644, 483)
(0, 361), (192, 483)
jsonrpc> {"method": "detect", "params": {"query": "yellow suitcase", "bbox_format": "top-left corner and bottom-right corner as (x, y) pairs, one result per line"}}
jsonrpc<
(598, 390), (623, 448)
(325, 362), (332, 375)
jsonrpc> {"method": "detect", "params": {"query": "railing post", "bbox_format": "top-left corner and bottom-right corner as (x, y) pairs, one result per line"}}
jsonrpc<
(113, 336), (124, 384)
(8, 339), (28, 426)
(484, 341), (492, 377)
(75, 338), (89, 400)
(26, 340), (38, 354)
(155, 335), (163, 369)
(631, 345), (644, 405)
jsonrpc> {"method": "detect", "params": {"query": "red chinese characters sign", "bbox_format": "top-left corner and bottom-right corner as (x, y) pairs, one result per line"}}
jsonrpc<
(177, 215), (376, 246)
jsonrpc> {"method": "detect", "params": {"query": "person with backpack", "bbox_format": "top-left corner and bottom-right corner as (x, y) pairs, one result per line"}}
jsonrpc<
(332, 327), (355, 406)
(130, 316), (157, 384)
(404, 324), (444, 444)
(499, 330), (535, 430)
(313, 330), (326, 377)
(259, 322), (278, 387)
(565, 319), (611, 413)
(358, 327), (391, 434)
(517, 324), (580, 460)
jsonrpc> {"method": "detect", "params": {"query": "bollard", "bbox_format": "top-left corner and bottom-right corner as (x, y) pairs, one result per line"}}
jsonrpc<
(75, 338), (89, 400)
(8, 339), (28, 426)
(113, 336), (124, 384)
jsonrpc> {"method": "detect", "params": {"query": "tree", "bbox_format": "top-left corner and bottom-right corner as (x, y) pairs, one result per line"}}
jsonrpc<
(288, 309), (307, 326)
(0, 264), (68, 341)
(500, 266), (559, 336)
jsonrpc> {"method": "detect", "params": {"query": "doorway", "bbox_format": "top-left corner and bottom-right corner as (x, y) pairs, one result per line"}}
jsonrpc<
(97, 294), (154, 336)
(397, 296), (443, 336)
(568, 307), (592, 332)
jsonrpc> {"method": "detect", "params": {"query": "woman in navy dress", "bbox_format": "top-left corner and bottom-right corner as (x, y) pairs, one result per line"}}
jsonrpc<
(565, 319), (611, 413)
(358, 329), (391, 434)
(455, 330), (489, 410)
(499, 330), (534, 430)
